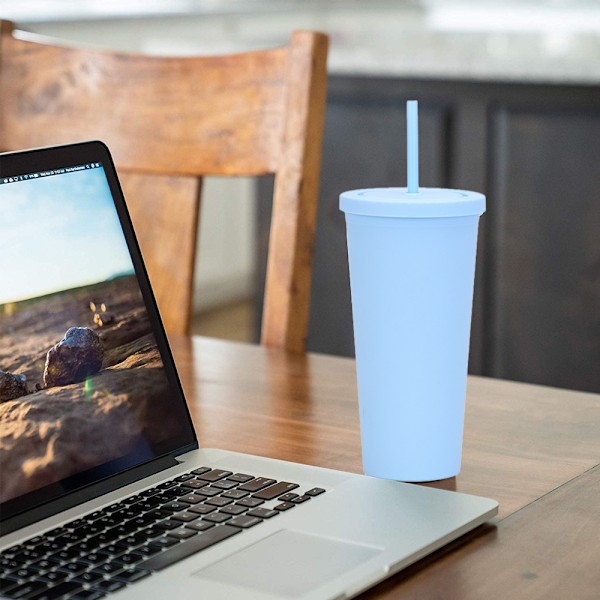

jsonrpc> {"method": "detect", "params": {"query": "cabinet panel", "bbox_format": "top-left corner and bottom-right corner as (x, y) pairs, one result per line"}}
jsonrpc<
(489, 108), (600, 391)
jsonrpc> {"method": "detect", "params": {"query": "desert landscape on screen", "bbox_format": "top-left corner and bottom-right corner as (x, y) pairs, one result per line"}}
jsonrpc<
(0, 276), (180, 502)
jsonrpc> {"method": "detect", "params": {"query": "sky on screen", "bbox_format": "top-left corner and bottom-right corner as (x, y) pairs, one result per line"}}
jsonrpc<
(0, 167), (134, 304)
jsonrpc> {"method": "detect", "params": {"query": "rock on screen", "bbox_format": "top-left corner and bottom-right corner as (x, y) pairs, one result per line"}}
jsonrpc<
(0, 165), (179, 503)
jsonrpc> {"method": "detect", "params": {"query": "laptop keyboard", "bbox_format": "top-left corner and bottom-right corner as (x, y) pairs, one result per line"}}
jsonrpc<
(0, 467), (326, 600)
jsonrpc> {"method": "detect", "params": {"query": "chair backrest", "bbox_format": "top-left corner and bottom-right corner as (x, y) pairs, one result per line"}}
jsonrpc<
(0, 20), (328, 353)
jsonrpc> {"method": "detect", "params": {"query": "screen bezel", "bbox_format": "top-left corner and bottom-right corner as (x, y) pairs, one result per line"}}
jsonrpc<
(0, 141), (198, 530)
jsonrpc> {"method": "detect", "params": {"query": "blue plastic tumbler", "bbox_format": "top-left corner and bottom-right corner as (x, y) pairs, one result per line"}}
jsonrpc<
(340, 100), (485, 481)
(340, 101), (485, 481)
(340, 187), (485, 481)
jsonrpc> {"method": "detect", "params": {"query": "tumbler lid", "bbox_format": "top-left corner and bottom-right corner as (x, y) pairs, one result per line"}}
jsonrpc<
(340, 187), (486, 218)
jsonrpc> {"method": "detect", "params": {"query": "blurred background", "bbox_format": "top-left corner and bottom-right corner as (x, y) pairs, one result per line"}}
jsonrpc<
(3, 0), (600, 392)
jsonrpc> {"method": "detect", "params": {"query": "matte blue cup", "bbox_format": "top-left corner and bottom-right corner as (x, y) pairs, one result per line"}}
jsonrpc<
(340, 188), (486, 481)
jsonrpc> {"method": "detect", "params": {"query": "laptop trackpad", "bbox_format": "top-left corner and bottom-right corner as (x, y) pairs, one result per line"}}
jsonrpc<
(193, 529), (382, 598)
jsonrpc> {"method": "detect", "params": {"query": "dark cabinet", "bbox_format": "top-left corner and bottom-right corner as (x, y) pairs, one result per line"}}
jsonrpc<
(258, 75), (600, 393)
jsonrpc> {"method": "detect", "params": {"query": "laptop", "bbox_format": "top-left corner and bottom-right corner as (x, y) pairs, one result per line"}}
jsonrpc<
(0, 141), (498, 600)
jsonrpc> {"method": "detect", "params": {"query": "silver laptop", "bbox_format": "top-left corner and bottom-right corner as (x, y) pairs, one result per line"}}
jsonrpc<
(0, 142), (497, 600)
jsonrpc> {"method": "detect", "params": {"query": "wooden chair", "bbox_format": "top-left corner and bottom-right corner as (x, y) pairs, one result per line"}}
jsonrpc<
(0, 20), (328, 353)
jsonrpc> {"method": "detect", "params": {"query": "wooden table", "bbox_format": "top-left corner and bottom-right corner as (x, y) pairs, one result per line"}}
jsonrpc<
(170, 336), (600, 599)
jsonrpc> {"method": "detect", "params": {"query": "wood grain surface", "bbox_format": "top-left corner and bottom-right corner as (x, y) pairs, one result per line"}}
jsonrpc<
(169, 336), (600, 598)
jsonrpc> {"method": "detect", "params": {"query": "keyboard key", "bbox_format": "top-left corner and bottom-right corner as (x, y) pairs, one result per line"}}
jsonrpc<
(203, 513), (232, 524)
(155, 520), (182, 531)
(221, 489), (249, 500)
(171, 486), (195, 497)
(87, 511), (106, 521)
(56, 562), (87, 576)
(24, 535), (44, 546)
(13, 549), (44, 562)
(191, 467), (211, 476)
(274, 502), (295, 511)
(77, 552), (110, 567)
(92, 579), (126, 594)
(112, 524), (139, 538)
(157, 481), (177, 489)
(69, 541), (99, 555)
(79, 523), (104, 536)
(227, 516), (262, 529)
(4, 580), (46, 599)
(167, 529), (197, 541)
(92, 561), (125, 576)
(143, 526), (240, 571)
(43, 528), (65, 538)
(129, 514), (156, 528)
(162, 501), (188, 511)
(92, 529), (121, 544)
(252, 482), (299, 500)
(95, 516), (119, 528)
(54, 532), (82, 545)
(247, 508), (279, 519)
(279, 491), (300, 502)
(37, 571), (70, 584)
(290, 494), (311, 504)
(114, 568), (151, 584)
(2, 544), (23, 557)
(118, 533), (147, 548)
(115, 552), (145, 566)
(175, 473), (195, 482)
(236, 498), (264, 508)
(164, 486), (191, 498)
(111, 523), (139, 538)
(96, 544), (125, 557)
(305, 487), (326, 496)
(185, 521), (215, 532)
(210, 480), (238, 490)
(138, 527), (162, 541)
(73, 571), (105, 585)
(36, 541), (61, 554)
(178, 494), (205, 504)
(237, 478), (276, 493)
(219, 505), (247, 516)
(29, 559), (55, 572)
(170, 512), (199, 523)
(195, 487), (221, 497)
(0, 577), (18, 596)
(0, 559), (19, 572)
(127, 493), (147, 504)
(188, 504), (216, 515)
(205, 497), (233, 508)
(148, 537), (179, 551)
(30, 580), (83, 600)
(196, 469), (232, 482)
(10, 566), (39, 580)
(148, 509), (171, 520)
(226, 473), (254, 483)
(179, 480), (206, 490)
(136, 546), (162, 558)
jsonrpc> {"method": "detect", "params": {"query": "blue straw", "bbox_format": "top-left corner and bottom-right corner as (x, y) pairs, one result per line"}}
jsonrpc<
(407, 100), (419, 193)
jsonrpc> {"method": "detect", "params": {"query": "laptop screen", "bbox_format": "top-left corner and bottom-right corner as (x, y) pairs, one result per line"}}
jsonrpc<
(0, 144), (196, 525)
